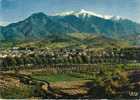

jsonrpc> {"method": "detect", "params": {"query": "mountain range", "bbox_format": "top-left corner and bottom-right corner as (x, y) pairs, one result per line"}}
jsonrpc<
(0, 9), (140, 43)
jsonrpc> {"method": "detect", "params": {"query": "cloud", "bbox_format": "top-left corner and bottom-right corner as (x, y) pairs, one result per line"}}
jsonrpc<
(0, 20), (8, 26)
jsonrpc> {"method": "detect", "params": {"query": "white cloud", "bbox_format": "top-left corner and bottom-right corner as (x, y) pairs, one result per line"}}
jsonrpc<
(0, 21), (8, 26)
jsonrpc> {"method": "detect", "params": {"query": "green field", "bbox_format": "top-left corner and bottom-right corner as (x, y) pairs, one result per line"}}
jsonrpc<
(31, 73), (85, 82)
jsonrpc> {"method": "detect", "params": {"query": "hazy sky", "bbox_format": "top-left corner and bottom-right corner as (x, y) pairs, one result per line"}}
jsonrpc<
(0, 0), (140, 26)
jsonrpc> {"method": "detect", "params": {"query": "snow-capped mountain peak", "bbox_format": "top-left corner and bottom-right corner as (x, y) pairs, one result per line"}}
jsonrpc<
(54, 9), (121, 20)
(55, 11), (74, 16)
(111, 16), (121, 20)
(75, 9), (104, 18)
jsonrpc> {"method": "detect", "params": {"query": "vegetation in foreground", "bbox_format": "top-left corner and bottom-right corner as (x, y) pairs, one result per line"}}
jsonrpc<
(0, 64), (140, 99)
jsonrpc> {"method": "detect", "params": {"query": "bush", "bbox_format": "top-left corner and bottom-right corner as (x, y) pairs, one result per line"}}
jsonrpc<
(0, 85), (33, 99)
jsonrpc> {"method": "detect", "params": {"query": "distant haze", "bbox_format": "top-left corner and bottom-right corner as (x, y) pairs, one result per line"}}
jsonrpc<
(0, 0), (140, 26)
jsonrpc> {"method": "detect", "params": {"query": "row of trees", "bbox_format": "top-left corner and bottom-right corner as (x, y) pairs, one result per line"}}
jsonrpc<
(0, 48), (140, 70)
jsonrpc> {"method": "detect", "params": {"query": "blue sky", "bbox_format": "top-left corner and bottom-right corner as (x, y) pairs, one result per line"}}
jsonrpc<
(0, 0), (140, 26)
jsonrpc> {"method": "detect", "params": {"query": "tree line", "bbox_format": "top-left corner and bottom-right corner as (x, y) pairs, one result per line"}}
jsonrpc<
(0, 47), (140, 70)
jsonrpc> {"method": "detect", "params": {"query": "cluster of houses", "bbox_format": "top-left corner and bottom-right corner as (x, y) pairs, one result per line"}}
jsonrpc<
(0, 47), (34, 58)
(0, 46), (83, 59)
(0, 46), (140, 64)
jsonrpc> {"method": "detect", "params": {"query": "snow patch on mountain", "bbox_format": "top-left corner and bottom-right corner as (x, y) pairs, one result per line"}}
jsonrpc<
(55, 9), (121, 20)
